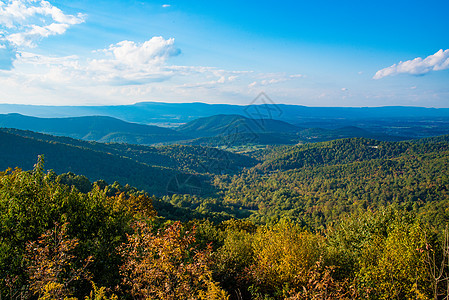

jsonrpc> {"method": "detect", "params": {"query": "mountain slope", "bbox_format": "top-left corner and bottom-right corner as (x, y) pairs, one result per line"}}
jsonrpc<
(217, 146), (449, 226)
(177, 114), (403, 146)
(0, 130), (179, 195)
(256, 137), (449, 171)
(0, 113), (186, 144)
(2, 103), (449, 138)
(180, 132), (301, 147)
(0, 128), (257, 175)
(298, 126), (405, 142)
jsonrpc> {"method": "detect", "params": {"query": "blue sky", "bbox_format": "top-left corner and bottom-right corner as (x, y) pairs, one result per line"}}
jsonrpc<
(0, 0), (448, 107)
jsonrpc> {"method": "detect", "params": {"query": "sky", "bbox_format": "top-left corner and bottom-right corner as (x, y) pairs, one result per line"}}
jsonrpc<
(0, 0), (448, 107)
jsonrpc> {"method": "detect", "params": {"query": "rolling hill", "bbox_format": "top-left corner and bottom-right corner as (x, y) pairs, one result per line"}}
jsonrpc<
(176, 114), (301, 138)
(297, 126), (405, 142)
(176, 114), (404, 146)
(255, 137), (449, 172)
(0, 112), (407, 150)
(0, 128), (257, 175)
(0, 130), (178, 195)
(0, 113), (187, 144)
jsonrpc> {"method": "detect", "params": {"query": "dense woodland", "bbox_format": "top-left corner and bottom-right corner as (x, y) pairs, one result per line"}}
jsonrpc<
(2, 129), (449, 299)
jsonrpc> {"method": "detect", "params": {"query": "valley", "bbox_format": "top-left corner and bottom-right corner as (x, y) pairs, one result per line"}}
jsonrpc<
(2, 106), (449, 299)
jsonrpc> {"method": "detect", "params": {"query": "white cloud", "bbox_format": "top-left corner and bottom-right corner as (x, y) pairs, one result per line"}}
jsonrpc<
(179, 74), (241, 89)
(247, 72), (305, 88)
(374, 49), (449, 79)
(3, 36), (257, 90)
(0, 18), (310, 106)
(86, 37), (181, 84)
(341, 87), (348, 91)
(5, 36), (182, 85)
(162, 4), (171, 8)
(103, 37), (180, 66)
(0, 0), (85, 48)
(261, 78), (285, 85)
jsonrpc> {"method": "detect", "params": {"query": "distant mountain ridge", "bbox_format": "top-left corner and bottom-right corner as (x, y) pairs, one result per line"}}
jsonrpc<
(1, 102), (449, 123)
(0, 112), (407, 147)
(2, 102), (449, 138)
(176, 115), (404, 146)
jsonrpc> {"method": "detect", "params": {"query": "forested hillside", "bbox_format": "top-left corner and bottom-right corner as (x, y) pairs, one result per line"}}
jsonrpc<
(177, 114), (301, 137)
(2, 129), (449, 299)
(256, 137), (449, 171)
(0, 129), (258, 196)
(0, 112), (413, 149)
(1, 156), (449, 299)
(176, 114), (403, 146)
(0, 130), (179, 195)
(1, 128), (256, 174)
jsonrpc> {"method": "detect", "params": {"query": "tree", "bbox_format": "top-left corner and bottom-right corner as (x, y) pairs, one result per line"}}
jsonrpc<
(26, 223), (92, 300)
(119, 221), (228, 300)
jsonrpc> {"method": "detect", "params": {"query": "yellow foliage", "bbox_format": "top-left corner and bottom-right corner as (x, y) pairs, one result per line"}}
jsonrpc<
(356, 222), (428, 299)
(198, 280), (230, 300)
(250, 220), (325, 294)
(84, 282), (118, 300)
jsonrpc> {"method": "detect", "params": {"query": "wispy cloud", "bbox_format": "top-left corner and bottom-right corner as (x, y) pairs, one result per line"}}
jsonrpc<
(0, 0), (85, 48)
(247, 72), (304, 88)
(2, 36), (254, 91)
(6, 36), (181, 85)
(88, 37), (181, 84)
(103, 37), (180, 66)
(374, 49), (449, 79)
(0, 2), (306, 106)
(0, 0), (85, 70)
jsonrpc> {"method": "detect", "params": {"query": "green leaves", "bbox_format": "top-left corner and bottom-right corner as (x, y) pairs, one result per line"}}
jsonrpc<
(0, 158), (149, 298)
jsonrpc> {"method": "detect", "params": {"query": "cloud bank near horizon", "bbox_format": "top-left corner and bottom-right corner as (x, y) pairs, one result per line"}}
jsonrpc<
(0, 0), (304, 103)
(1, 0), (446, 107)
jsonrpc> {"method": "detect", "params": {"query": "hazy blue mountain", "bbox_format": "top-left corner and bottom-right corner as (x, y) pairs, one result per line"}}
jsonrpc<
(176, 114), (301, 138)
(0, 113), (187, 144)
(0, 102), (245, 124)
(2, 102), (449, 126)
(176, 115), (403, 146)
(1, 102), (449, 139)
